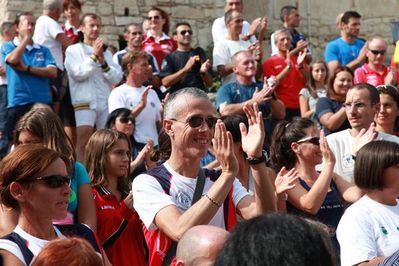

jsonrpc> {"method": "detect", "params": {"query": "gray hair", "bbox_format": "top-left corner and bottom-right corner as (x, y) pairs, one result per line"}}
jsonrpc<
(0, 22), (14, 36)
(43, 0), (63, 11)
(273, 28), (291, 44)
(163, 87), (210, 119)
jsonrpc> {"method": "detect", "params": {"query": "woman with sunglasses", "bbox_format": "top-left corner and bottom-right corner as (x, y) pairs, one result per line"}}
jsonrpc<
(375, 85), (399, 136)
(105, 108), (156, 179)
(85, 129), (146, 266)
(0, 145), (104, 265)
(315, 66), (353, 135)
(14, 107), (97, 231)
(337, 141), (399, 266)
(270, 118), (362, 253)
(142, 6), (176, 67)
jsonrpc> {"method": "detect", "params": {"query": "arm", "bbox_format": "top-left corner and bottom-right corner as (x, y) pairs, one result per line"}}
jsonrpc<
(161, 56), (197, 87)
(237, 103), (277, 218)
(318, 106), (347, 131)
(346, 42), (367, 70)
(102, 50), (123, 85)
(0, 251), (24, 266)
(77, 184), (97, 232)
(299, 94), (314, 118)
(274, 167), (299, 212)
(130, 86), (150, 118)
(64, 45), (98, 81)
(216, 64), (234, 78)
(6, 36), (30, 66)
(275, 51), (292, 82)
(154, 120), (239, 241)
(56, 32), (73, 50)
(333, 173), (364, 203)
(200, 59), (213, 87)
(287, 131), (335, 214)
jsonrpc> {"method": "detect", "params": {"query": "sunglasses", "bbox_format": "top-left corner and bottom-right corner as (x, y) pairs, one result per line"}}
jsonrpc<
(369, 49), (386, 55)
(32, 175), (71, 188)
(297, 136), (320, 146)
(171, 116), (218, 128)
(147, 15), (160, 20)
(179, 30), (193, 36)
(119, 116), (135, 124)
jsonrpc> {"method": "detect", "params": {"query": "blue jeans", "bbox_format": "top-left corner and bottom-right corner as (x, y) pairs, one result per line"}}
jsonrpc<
(0, 84), (8, 158)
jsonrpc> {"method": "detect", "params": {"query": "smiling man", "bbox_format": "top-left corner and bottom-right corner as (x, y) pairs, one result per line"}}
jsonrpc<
(326, 83), (399, 182)
(132, 87), (277, 266)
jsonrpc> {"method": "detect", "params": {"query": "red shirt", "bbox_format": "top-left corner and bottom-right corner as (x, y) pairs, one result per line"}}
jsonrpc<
(142, 32), (176, 67)
(354, 63), (399, 86)
(92, 186), (146, 266)
(263, 54), (306, 109)
(62, 21), (81, 44)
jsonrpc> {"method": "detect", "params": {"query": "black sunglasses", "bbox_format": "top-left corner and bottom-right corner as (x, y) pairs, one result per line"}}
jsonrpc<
(147, 15), (160, 20)
(171, 116), (217, 128)
(369, 49), (386, 55)
(297, 136), (320, 146)
(119, 116), (135, 124)
(180, 30), (193, 36)
(32, 175), (71, 188)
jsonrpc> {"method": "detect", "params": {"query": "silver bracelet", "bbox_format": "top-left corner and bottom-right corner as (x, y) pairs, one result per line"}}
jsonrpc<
(205, 194), (222, 208)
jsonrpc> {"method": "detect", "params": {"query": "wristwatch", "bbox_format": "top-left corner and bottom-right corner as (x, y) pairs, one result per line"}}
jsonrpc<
(246, 150), (269, 165)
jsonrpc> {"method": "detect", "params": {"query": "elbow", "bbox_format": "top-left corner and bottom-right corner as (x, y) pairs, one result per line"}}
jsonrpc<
(301, 204), (319, 215)
(161, 79), (171, 88)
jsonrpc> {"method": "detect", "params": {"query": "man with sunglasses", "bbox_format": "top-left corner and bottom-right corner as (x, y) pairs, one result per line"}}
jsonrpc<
(132, 87), (277, 266)
(325, 83), (399, 182)
(354, 37), (398, 87)
(325, 11), (367, 75)
(160, 22), (212, 95)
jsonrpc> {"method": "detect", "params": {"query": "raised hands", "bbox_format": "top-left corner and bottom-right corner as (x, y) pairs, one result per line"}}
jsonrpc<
(92, 38), (105, 64)
(275, 167), (299, 195)
(297, 48), (307, 65)
(352, 122), (377, 156)
(319, 130), (336, 165)
(240, 102), (264, 158)
(200, 59), (211, 73)
(212, 120), (238, 176)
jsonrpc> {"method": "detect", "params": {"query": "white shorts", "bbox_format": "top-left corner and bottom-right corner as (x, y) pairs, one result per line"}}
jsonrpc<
(74, 108), (108, 129)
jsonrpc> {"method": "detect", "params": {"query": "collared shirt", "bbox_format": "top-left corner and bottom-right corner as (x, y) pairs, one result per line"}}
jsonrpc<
(354, 63), (399, 86)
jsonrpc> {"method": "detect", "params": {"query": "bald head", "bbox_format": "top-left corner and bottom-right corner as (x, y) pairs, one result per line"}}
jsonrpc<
(176, 225), (229, 266)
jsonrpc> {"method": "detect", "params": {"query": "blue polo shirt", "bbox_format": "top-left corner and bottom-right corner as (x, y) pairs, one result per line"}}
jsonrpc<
(1, 38), (56, 108)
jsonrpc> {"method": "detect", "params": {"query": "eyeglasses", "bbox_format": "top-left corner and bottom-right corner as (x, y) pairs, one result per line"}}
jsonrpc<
(118, 116), (135, 124)
(147, 15), (160, 20)
(32, 175), (71, 188)
(179, 30), (193, 36)
(297, 136), (320, 146)
(343, 102), (369, 110)
(171, 116), (218, 128)
(129, 31), (142, 36)
(369, 49), (386, 55)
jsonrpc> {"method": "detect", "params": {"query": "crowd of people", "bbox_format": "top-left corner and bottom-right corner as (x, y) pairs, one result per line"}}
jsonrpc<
(0, 0), (398, 265)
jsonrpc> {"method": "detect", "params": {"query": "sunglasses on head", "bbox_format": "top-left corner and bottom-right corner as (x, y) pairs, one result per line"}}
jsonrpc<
(32, 175), (71, 188)
(171, 116), (218, 128)
(179, 30), (193, 36)
(119, 116), (135, 124)
(297, 136), (320, 146)
(147, 15), (160, 20)
(369, 49), (386, 55)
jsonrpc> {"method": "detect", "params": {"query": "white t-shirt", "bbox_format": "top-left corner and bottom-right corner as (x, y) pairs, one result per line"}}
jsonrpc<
(0, 225), (66, 265)
(326, 130), (399, 183)
(108, 84), (161, 145)
(211, 16), (256, 45)
(212, 39), (251, 85)
(132, 161), (249, 231)
(33, 15), (64, 70)
(337, 196), (399, 266)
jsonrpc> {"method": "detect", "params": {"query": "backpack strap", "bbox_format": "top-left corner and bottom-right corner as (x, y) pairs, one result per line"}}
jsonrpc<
(2, 232), (34, 265)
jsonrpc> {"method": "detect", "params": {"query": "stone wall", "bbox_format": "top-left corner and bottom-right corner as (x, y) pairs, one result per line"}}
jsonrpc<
(1, 0), (398, 60)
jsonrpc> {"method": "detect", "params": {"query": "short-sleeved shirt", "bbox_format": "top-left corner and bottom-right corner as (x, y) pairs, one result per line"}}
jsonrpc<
(1, 38), (56, 108)
(324, 37), (365, 66)
(263, 54), (306, 109)
(160, 47), (209, 94)
(337, 196), (399, 266)
(108, 84), (161, 145)
(68, 162), (90, 213)
(33, 15), (65, 70)
(354, 63), (399, 86)
(299, 87), (327, 124)
(315, 97), (350, 135)
(213, 39), (251, 85)
(216, 81), (271, 117)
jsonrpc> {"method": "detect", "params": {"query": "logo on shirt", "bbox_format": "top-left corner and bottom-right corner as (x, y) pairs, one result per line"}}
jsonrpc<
(101, 205), (115, 210)
(35, 52), (45, 62)
(342, 154), (354, 168)
(381, 226), (388, 235)
(176, 191), (191, 212)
